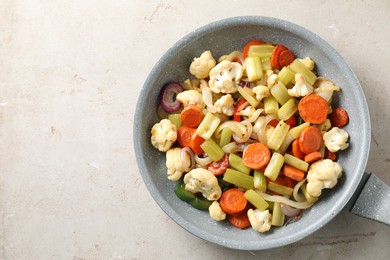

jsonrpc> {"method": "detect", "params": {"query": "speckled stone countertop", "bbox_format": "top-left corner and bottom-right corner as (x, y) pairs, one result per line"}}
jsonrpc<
(1, 1), (390, 259)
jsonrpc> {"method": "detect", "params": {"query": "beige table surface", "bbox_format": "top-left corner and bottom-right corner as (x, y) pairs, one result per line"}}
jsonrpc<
(1, 0), (390, 259)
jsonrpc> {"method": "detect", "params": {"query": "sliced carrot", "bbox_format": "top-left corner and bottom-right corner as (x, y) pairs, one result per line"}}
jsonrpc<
(292, 139), (305, 160)
(243, 39), (265, 59)
(298, 126), (323, 154)
(282, 164), (305, 182)
(324, 149), (337, 161)
(304, 151), (323, 163)
(267, 118), (279, 128)
(329, 107), (349, 127)
(285, 115), (297, 129)
(242, 143), (271, 170)
(278, 49), (295, 68)
(180, 105), (204, 128)
(207, 154), (228, 176)
(190, 134), (204, 155)
(269, 175), (296, 188)
(298, 94), (329, 124)
(227, 210), (251, 229)
(177, 125), (196, 148)
(271, 44), (287, 69)
(219, 188), (248, 215)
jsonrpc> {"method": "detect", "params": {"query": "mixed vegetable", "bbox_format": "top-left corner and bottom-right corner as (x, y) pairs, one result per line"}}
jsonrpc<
(150, 39), (350, 233)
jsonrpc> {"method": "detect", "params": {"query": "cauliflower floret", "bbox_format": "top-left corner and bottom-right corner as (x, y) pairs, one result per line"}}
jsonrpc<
(323, 127), (349, 152)
(189, 50), (216, 79)
(214, 94), (235, 116)
(317, 118), (332, 132)
(209, 60), (244, 93)
(183, 168), (222, 200)
(306, 159), (343, 197)
(176, 89), (204, 109)
(252, 85), (270, 101)
(165, 147), (191, 181)
(247, 209), (272, 233)
(151, 119), (177, 152)
(209, 201), (226, 221)
(288, 73), (314, 97)
(299, 57), (315, 71)
(266, 71), (278, 88)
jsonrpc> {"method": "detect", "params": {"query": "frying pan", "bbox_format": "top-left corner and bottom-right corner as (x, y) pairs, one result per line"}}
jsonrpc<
(134, 16), (390, 250)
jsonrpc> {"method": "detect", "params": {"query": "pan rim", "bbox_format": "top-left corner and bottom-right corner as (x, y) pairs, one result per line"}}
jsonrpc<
(134, 15), (371, 250)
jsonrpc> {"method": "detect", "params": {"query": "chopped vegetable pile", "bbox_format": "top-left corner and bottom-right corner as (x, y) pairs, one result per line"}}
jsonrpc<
(150, 40), (350, 233)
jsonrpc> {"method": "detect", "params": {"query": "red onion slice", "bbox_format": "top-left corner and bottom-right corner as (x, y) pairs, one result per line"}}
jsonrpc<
(180, 147), (195, 171)
(160, 83), (184, 113)
(280, 203), (302, 217)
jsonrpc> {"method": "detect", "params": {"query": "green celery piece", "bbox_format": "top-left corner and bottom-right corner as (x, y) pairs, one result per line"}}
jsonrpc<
(264, 152), (284, 181)
(228, 153), (251, 175)
(271, 202), (285, 226)
(245, 189), (269, 210)
(223, 168), (254, 190)
(200, 138), (224, 162)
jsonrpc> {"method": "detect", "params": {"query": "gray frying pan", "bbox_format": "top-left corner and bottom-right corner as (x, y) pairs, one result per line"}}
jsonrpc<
(134, 16), (389, 250)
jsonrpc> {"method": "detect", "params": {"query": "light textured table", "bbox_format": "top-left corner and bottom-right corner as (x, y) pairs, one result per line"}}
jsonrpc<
(1, 1), (390, 259)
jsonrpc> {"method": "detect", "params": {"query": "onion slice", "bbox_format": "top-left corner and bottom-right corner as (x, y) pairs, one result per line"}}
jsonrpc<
(280, 203), (302, 217)
(160, 83), (184, 112)
(194, 154), (212, 167)
(256, 191), (315, 209)
(180, 147), (195, 171)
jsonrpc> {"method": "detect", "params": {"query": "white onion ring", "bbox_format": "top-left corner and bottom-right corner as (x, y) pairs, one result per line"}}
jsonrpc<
(293, 178), (307, 202)
(225, 51), (245, 64)
(222, 142), (248, 153)
(215, 120), (246, 139)
(280, 203), (302, 217)
(233, 120), (252, 143)
(256, 191), (315, 209)
(201, 81), (216, 113)
(245, 108), (263, 123)
(255, 114), (277, 144)
(180, 147), (195, 171)
(194, 154), (212, 166)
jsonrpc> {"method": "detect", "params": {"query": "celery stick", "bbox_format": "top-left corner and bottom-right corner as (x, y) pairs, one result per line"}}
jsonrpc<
(267, 182), (294, 197)
(219, 127), (233, 148)
(277, 133), (294, 155)
(267, 121), (289, 151)
(264, 152), (284, 181)
(245, 57), (263, 82)
(244, 189), (269, 210)
(301, 183), (319, 203)
(271, 202), (285, 226)
(263, 96), (279, 115)
(289, 122), (310, 139)
(261, 58), (272, 71)
(277, 66), (295, 86)
(196, 112), (221, 140)
(167, 113), (182, 129)
(248, 45), (275, 59)
(237, 87), (259, 107)
(278, 98), (298, 121)
(223, 168), (254, 190)
(284, 153), (309, 172)
(270, 81), (290, 105)
(228, 153), (251, 175)
(253, 170), (267, 192)
(289, 59), (317, 86)
(200, 138), (224, 162)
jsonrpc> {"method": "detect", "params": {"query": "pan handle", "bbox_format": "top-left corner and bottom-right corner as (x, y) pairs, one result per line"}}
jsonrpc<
(346, 172), (390, 225)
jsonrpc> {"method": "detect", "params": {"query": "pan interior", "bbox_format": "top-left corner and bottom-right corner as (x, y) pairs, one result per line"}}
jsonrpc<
(134, 16), (371, 250)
